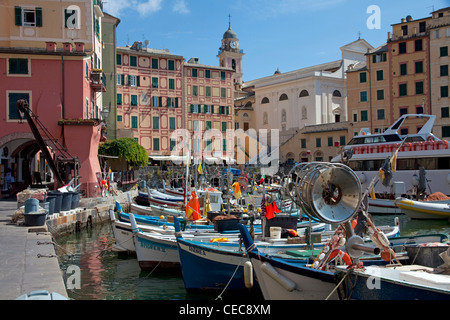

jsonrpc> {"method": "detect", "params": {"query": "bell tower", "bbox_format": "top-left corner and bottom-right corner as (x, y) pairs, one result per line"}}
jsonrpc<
(217, 15), (244, 86)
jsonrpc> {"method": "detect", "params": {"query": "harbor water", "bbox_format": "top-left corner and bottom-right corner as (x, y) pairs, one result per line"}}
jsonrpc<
(55, 214), (450, 300)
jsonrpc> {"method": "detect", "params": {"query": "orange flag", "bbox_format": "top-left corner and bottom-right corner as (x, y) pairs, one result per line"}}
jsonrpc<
(185, 191), (201, 221)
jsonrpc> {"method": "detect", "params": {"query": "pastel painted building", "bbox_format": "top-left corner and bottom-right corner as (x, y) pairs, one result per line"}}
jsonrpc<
(115, 42), (184, 157)
(429, 7), (450, 139)
(0, 0), (106, 197)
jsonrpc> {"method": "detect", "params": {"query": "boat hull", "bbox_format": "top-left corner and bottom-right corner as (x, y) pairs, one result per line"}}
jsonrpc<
(395, 198), (450, 220)
(336, 265), (450, 300)
(134, 232), (181, 271)
(368, 198), (403, 215)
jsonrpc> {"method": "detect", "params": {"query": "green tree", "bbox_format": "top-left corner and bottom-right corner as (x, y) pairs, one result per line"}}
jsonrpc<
(99, 138), (148, 168)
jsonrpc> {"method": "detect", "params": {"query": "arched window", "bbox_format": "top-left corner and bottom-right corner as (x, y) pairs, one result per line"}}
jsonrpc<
(243, 113), (249, 118)
(244, 101), (252, 108)
(299, 90), (309, 97)
(333, 90), (342, 97)
(261, 97), (270, 104)
(279, 93), (288, 101)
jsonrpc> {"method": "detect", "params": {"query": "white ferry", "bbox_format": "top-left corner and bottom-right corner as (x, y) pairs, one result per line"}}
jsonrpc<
(331, 114), (450, 202)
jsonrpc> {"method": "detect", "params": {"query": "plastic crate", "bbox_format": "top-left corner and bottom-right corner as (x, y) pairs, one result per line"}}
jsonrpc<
(214, 218), (240, 232)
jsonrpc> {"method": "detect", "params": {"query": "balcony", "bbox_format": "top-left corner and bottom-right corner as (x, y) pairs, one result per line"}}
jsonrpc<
(90, 70), (106, 92)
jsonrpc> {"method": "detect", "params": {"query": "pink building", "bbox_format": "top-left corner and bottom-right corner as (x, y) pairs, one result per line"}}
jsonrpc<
(0, 0), (106, 197)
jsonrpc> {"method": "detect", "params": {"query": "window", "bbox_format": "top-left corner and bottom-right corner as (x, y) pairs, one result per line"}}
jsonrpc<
(360, 91), (368, 102)
(400, 107), (408, 116)
(399, 42), (407, 54)
(440, 46), (448, 57)
(117, 115), (122, 122)
(64, 8), (80, 29)
(441, 86), (449, 98)
(440, 65), (448, 77)
(377, 89), (384, 100)
(399, 83), (407, 96)
(130, 95), (138, 106)
(15, 6), (42, 27)
(377, 109), (385, 120)
(169, 78), (175, 90)
(441, 107), (449, 118)
(152, 58), (158, 69)
(414, 39), (423, 52)
(328, 137), (333, 147)
(221, 71), (226, 80)
(221, 88), (226, 98)
(169, 117), (176, 130)
(340, 136), (346, 146)
(205, 70), (211, 79)
(8, 58), (28, 75)
(151, 77), (158, 88)
(443, 126), (450, 138)
(117, 94), (122, 105)
(206, 121), (212, 130)
(416, 106), (424, 114)
(116, 54), (122, 66)
(261, 97), (270, 104)
(8, 92), (30, 120)
(361, 110), (368, 122)
(192, 85), (198, 96)
(333, 90), (342, 97)
(129, 75), (139, 87)
(376, 70), (383, 81)
(206, 86), (211, 97)
(167, 97), (178, 108)
(279, 93), (288, 101)
(130, 56), (137, 67)
(400, 63), (407, 75)
(316, 138), (321, 148)
(401, 25), (408, 36)
(170, 139), (176, 151)
(131, 116), (138, 128)
(301, 139), (306, 148)
(419, 21), (426, 33)
(190, 104), (199, 113)
(415, 61), (423, 73)
(117, 74), (124, 85)
(372, 53), (387, 63)
(353, 113), (358, 122)
(168, 60), (175, 71)
(359, 72), (367, 83)
(153, 96), (162, 107)
(192, 68), (198, 78)
(153, 138), (160, 151)
(221, 122), (227, 132)
(416, 81), (424, 95)
(153, 117), (159, 129)
(299, 90), (309, 97)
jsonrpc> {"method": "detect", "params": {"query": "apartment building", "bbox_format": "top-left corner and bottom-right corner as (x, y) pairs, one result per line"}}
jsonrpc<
(0, 0), (105, 196)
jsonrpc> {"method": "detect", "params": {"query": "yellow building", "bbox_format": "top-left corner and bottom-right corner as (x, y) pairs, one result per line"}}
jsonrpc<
(346, 44), (391, 138)
(429, 7), (450, 139)
(387, 15), (431, 134)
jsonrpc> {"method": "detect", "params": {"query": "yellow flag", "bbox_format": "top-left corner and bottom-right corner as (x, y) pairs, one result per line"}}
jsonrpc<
(197, 163), (203, 174)
(390, 149), (398, 173)
(371, 187), (376, 200)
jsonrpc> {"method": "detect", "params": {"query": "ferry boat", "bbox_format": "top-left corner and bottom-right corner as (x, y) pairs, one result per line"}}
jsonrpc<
(331, 114), (450, 197)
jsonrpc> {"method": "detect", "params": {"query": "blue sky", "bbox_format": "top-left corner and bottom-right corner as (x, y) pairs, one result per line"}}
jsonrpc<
(104, 0), (449, 82)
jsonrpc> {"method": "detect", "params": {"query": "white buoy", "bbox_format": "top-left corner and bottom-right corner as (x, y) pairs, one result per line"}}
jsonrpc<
(261, 262), (296, 292)
(244, 261), (253, 289)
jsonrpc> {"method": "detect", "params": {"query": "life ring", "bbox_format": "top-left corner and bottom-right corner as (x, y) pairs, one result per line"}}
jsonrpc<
(321, 249), (352, 270)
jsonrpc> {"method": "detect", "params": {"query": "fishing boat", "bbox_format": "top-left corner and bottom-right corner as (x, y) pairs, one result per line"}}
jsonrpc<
(331, 114), (450, 197)
(335, 242), (450, 300)
(130, 203), (183, 217)
(395, 197), (450, 220)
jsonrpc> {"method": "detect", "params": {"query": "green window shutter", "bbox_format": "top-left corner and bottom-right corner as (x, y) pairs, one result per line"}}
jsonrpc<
(121, 74), (125, 85)
(359, 72), (367, 83)
(136, 76), (140, 87)
(175, 97), (179, 108)
(169, 117), (175, 130)
(15, 7), (22, 26)
(206, 121), (211, 130)
(117, 94), (122, 105)
(35, 8), (42, 27)
(116, 54), (122, 65)
(152, 58), (158, 69)
(190, 104), (194, 113)
(226, 106), (230, 115)
(211, 105), (214, 113)
(222, 122), (227, 132)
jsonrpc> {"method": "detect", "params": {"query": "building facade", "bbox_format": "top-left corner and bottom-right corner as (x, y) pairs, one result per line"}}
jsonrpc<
(0, 0), (105, 196)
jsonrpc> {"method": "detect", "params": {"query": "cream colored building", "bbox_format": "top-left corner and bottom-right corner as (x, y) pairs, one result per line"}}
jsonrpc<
(429, 7), (450, 139)
(243, 39), (372, 146)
